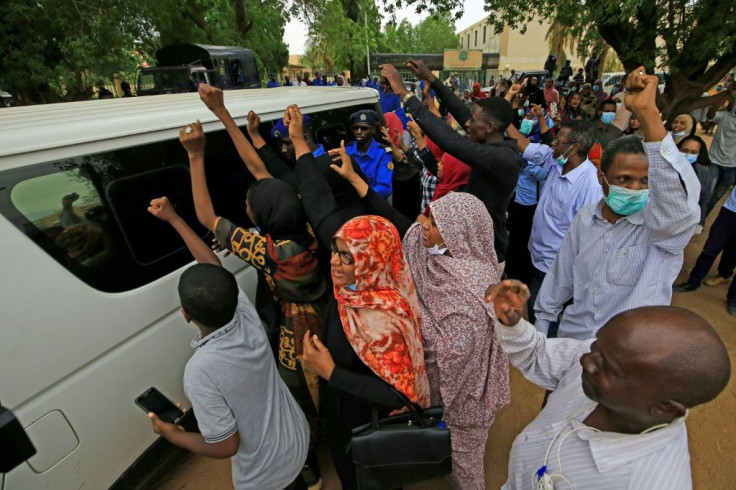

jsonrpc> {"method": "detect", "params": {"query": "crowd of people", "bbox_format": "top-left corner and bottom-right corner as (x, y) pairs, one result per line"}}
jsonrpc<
(143, 62), (734, 490)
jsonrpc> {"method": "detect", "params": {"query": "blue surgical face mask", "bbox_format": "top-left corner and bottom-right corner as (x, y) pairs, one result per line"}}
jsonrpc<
(518, 108), (524, 117)
(593, 85), (600, 92)
(680, 152), (698, 164)
(556, 145), (574, 166)
(603, 176), (649, 215)
(672, 130), (686, 139)
(519, 118), (534, 136)
(601, 112), (616, 125)
(346, 283), (357, 291)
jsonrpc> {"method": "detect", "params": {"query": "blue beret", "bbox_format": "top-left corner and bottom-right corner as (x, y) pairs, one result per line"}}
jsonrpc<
(270, 114), (311, 140)
(349, 109), (379, 125)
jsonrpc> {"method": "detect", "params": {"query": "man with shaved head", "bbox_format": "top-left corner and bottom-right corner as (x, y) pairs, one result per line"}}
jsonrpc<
(486, 280), (731, 490)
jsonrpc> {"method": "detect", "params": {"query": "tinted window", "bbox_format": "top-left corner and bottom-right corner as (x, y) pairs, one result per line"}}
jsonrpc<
(0, 103), (378, 293)
(0, 130), (254, 292)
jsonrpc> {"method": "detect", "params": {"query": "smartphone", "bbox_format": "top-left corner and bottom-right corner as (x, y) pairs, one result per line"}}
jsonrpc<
(550, 102), (558, 118)
(135, 387), (184, 424)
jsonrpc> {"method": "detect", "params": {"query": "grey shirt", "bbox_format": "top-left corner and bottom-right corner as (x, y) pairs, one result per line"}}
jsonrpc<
(184, 290), (308, 489)
(708, 109), (736, 167)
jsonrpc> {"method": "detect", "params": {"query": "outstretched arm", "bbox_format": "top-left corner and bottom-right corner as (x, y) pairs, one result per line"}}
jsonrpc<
(624, 67), (701, 252)
(180, 121), (217, 232)
(147, 196), (221, 266)
(198, 84), (272, 181)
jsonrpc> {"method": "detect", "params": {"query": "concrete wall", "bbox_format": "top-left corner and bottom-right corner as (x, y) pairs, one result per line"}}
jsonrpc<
(458, 17), (577, 83)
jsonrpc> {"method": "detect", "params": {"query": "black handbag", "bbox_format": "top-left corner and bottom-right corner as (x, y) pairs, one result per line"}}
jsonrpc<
(350, 392), (452, 490)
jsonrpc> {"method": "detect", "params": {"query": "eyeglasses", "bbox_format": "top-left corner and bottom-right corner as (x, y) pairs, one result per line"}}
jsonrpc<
(352, 125), (372, 132)
(552, 138), (573, 145)
(331, 240), (355, 265)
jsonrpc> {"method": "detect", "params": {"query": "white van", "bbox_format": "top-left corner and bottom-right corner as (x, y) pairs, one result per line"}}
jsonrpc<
(0, 87), (379, 489)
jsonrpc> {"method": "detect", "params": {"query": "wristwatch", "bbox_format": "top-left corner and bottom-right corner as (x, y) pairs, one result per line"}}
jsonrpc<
(402, 92), (414, 104)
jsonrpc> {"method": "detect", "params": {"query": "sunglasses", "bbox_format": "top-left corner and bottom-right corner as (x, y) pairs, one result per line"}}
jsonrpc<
(331, 240), (355, 265)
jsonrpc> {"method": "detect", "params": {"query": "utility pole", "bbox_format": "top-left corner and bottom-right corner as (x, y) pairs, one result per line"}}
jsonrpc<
(365, 11), (371, 77)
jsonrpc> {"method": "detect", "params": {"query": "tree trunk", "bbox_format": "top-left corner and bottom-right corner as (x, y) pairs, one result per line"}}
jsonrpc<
(232, 0), (253, 39)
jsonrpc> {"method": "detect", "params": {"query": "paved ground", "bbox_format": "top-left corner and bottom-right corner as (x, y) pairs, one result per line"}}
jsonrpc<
(157, 161), (735, 489)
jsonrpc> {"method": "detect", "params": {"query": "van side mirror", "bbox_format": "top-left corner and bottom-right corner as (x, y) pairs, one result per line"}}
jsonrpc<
(0, 405), (37, 473)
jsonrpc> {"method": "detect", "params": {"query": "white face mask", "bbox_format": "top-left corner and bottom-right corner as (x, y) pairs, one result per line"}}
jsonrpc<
(427, 243), (448, 255)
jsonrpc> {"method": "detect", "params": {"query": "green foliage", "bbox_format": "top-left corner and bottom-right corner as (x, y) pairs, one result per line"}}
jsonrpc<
(379, 14), (459, 53)
(391, 0), (736, 116)
(302, 1), (459, 77)
(0, 0), (289, 104)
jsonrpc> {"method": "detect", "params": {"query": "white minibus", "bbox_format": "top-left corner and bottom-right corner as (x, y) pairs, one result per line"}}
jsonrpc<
(0, 86), (379, 489)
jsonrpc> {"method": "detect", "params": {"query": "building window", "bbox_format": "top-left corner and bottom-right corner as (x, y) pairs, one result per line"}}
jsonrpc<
(483, 26), (487, 44)
(461, 37), (463, 48)
(467, 34), (470, 47)
(474, 30), (478, 47)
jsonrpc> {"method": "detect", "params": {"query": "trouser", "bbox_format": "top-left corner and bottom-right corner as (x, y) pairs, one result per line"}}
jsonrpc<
(706, 164), (736, 216)
(527, 267), (547, 324)
(445, 422), (493, 490)
(504, 201), (537, 285)
(279, 363), (322, 482)
(687, 206), (736, 300)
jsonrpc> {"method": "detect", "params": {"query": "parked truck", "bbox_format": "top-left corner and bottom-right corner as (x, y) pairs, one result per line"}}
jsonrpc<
(137, 43), (260, 96)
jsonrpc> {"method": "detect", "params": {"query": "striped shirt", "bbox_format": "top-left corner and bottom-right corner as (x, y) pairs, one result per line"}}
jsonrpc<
(534, 134), (701, 339)
(498, 319), (692, 490)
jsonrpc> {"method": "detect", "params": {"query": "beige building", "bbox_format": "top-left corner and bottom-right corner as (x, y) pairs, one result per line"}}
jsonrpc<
(458, 17), (577, 84)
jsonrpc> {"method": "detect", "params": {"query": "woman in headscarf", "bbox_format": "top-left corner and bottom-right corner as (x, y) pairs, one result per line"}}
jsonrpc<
(328, 142), (507, 488)
(670, 113), (696, 145)
(430, 152), (471, 206)
(471, 82), (486, 100)
(677, 135), (713, 233)
(287, 106), (430, 489)
(560, 92), (587, 123)
(404, 192), (510, 490)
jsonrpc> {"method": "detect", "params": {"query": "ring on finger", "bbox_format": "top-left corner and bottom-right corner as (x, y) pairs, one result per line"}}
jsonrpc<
(185, 126), (192, 134)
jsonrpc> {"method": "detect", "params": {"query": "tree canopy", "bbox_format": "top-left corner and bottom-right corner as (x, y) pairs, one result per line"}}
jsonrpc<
(302, 2), (459, 79)
(1, 0), (289, 104)
(392, 0), (736, 116)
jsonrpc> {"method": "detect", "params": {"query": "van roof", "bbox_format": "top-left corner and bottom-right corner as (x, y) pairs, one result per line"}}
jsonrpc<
(0, 87), (379, 169)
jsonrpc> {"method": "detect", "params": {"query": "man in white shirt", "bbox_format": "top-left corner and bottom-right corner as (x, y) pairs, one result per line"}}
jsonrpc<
(485, 279), (730, 490)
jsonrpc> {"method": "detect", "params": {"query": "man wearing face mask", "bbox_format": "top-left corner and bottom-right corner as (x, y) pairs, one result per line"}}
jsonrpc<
(532, 67), (701, 340)
(506, 112), (603, 325)
(594, 99), (625, 149)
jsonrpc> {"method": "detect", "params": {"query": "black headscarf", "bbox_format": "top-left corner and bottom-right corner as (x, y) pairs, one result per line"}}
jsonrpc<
(248, 178), (313, 246)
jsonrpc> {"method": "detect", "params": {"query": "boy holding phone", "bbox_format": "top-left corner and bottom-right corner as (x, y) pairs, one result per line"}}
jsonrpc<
(145, 195), (309, 489)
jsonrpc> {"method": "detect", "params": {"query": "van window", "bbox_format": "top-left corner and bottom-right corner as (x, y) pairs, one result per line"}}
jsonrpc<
(0, 104), (378, 293)
(0, 130), (255, 292)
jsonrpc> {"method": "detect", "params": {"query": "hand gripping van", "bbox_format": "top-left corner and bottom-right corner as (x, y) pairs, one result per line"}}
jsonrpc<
(0, 86), (379, 489)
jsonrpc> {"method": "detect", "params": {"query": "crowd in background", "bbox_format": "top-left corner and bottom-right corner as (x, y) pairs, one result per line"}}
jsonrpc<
(144, 61), (734, 490)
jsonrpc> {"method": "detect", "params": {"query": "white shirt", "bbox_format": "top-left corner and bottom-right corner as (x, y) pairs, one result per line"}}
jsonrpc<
(498, 319), (692, 490)
(534, 134), (701, 339)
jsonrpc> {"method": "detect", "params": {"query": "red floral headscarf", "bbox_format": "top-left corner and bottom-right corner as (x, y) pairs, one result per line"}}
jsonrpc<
(333, 216), (430, 406)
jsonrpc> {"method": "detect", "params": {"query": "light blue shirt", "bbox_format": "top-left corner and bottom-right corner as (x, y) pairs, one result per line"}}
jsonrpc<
(534, 135), (701, 339)
(515, 161), (548, 206)
(724, 186), (736, 213)
(524, 143), (604, 272)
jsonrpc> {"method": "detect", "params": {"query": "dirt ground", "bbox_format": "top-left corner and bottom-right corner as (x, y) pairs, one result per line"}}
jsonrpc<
(158, 176), (735, 489)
